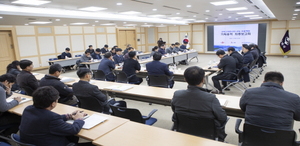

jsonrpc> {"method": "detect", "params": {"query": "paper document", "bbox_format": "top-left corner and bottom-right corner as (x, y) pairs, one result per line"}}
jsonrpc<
(6, 97), (32, 104)
(60, 77), (75, 83)
(32, 73), (39, 76)
(89, 80), (95, 84)
(67, 114), (108, 129)
(104, 85), (134, 91)
(218, 99), (228, 106)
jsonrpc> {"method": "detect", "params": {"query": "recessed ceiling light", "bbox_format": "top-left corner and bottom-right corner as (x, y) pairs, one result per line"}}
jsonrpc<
(295, 9), (300, 11)
(296, 2), (300, 4)
(193, 15), (196, 17)
(148, 14), (166, 18)
(249, 17), (263, 19)
(169, 17), (182, 20)
(186, 5), (191, 7)
(141, 24), (153, 27)
(205, 10), (210, 12)
(185, 19), (196, 21)
(205, 17), (208, 19)
(226, 7), (247, 11)
(210, 1), (238, 6)
(176, 12), (180, 15)
(123, 24), (137, 26)
(95, 20), (99, 22)
(228, 16), (231, 18)
(194, 20), (206, 22)
(123, 22), (127, 23)
(12, 0), (51, 6)
(70, 22), (89, 25)
(24, 23), (28, 25)
(78, 6), (107, 12)
(116, 3), (122, 5)
(215, 19), (218, 21)
(293, 13), (298, 15)
(29, 21), (52, 24)
(152, 9), (157, 11)
(55, 19), (60, 21)
(119, 11), (141, 15)
(0, 16), (2, 19)
(244, 15), (259, 17)
(219, 13), (222, 15)
(236, 18), (238, 20)
(101, 23), (115, 26)
(237, 12), (254, 14)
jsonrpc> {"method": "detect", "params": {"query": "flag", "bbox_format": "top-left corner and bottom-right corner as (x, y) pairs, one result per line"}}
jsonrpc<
(183, 33), (190, 49)
(279, 30), (291, 54)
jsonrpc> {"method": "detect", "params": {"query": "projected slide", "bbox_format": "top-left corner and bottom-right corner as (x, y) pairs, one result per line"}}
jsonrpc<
(213, 24), (258, 51)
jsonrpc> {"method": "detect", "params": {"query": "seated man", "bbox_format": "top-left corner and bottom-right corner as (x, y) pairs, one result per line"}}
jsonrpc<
(98, 52), (115, 81)
(165, 44), (175, 54)
(86, 45), (94, 54)
(91, 48), (102, 60)
(180, 43), (187, 50)
(20, 86), (86, 146)
(146, 52), (174, 88)
(173, 42), (184, 53)
(110, 47), (117, 56)
(100, 45), (109, 54)
(124, 47), (134, 60)
(113, 48), (124, 66)
(61, 47), (72, 59)
(227, 47), (243, 69)
(242, 44), (254, 83)
(249, 43), (260, 61)
(240, 71), (300, 130)
(39, 64), (78, 105)
(0, 74), (22, 137)
(80, 50), (92, 62)
(158, 44), (166, 55)
(150, 46), (159, 57)
(17, 59), (39, 95)
(171, 66), (228, 141)
(211, 50), (236, 94)
(122, 51), (143, 85)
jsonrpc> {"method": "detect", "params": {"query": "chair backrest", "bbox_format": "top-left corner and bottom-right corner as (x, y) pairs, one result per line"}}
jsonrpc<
(147, 75), (169, 88)
(236, 68), (244, 80)
(242, 123), (297, 146)
(57, 55), (62, 59)
(92, 70), (106, 81)
(76, 96), (104, 113)
(115, 71), (128, 83)
(11, 134), (35, 146)
(175, 113), (216, 140)
(110, 105), (144, 124)
(20, 86), (34, 96)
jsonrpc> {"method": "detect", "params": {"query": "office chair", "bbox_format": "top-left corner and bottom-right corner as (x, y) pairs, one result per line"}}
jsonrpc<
(235, 119), (300, 146)
(146, 75), (173, 88)
(11, 134), (35, 146)
(115, 71), (132, 83)
(221, 69), (247, 93)
(248, 59), (260, 83)
(110, 104), (158, 125)
(92, 70), (106, 81)
(0, 124), (18, 142)
(20, 86), (34, 96)
(76, 96), (104, 113)
(0, 142), (10, 146)
(174, 113), (217, 140)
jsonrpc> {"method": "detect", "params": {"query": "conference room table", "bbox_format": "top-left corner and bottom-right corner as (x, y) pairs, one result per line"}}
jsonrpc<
(48, 57), (80, 67)
(136, 52), (151, 59)
(34, 73), (244, 118)
(80, 60), (101, 70)
(7, 93), (129, 141)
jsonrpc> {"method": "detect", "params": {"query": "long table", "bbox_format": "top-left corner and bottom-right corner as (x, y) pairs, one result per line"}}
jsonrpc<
(48, 57), (80, 67)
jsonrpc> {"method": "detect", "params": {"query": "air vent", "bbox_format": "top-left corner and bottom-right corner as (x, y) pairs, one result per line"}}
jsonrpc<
(131, 0), (153, 5)
(163, 5), (180, 10)
(254, 5), (260, 9)
(187, 11), (199, 14)
(260, 10), (264, 14)
(203, 14), (212, 17)
(245, 0), (253, 4)
(27, 18), (37, 21)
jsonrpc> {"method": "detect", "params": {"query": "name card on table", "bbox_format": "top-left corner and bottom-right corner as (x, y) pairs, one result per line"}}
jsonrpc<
(67, 114), (108, 129)
(104, 85), (134, 91)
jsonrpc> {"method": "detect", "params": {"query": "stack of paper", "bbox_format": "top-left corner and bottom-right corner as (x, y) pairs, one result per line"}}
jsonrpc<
(104, 85), (134, 91)
(67, 114), (108, 129)
(6, 97), (32, 104)
(60, 77), (75, 83)
(218, 99), (228, 106)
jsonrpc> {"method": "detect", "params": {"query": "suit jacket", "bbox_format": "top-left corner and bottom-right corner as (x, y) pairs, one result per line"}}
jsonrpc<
(100, 48), (109, 54)
(229, 51), (243, 69)
(122, 58), (141, 83)
(146, 61), (173, 76)
(20, 105), (84, 146)
(17, 70), (39, 92)
(8, 68), (21, 91)
(91, 52), (102, 60)
(61, 52), (72, 59)
(180, 45), (187, 50)
(98, 58), (115, 81)
(240, 82), (300, 130)
(217, 55), (236, 74)
(250, 48), (259, 60)
(86, 48), (94, 54)
(172, 85), (227, 128)
(150, 51), (156, 57)
(243, 51), (254, 65)
(39, 75), (73, 102)
(113, 55), (124, 65)
(165, 47), (174, 54)
(0, 83), (18, 116)
(158, 48), (166, 55)
(80, 54), (91, 62)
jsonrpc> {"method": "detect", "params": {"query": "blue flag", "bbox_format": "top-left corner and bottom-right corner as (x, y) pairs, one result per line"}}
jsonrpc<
(280, 30), (291, 54)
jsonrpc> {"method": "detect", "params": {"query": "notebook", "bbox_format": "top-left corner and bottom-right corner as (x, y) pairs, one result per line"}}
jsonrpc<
(6, 97), (32, 104)
(60, 77), (75, 83)
(218, 99), (228, 107)
(104, 85), (134, 91)
(67, 114), (108, 129)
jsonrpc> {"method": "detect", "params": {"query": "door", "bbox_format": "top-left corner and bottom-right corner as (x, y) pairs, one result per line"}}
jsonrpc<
(117, 30), (136, 50)
(0, 31), (15, 74)
(125, 30), (136, 49)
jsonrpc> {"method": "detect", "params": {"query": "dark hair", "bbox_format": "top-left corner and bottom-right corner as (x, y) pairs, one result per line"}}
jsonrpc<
(128, 51), (136, 58)
(242, 44), (251, 51)
(160, 44), (165, 47)
(49, 64), (62, 74)
(85, 50), (90, 54)
(20, 60), (33, 69)
(153, 52), (162, 61)
(175, 42), (180, 45)
(171, 44), (175, 46)
(6, 61), (20, 73)
(89, 45), (92, 47)
(33, 86), (59, 109)
(65, 48), (70, 51)
(115, 48), (122, 52)
(104, 45), (109, 48)
(248, 43), (256, 49)
(126, 44), (131, 47)
(77, 68), (92, 78)
(128, 47), (134, 51)
(111, 47), (116, 51)
(216, 50), (225, 56)
(152, 46), (158, 51)
(184, 66), (204, 86)
(227, 47), (235, 52)
(113, 46), (118, 48)
(104, 52), (112, 58)
(95, 48), (101, 52)
(264, 71), (284, 84)
(0, 73), (16, 83)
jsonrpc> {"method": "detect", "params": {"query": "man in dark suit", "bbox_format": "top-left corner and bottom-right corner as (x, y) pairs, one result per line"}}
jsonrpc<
(16, 59), (39, 95)
(240, 71), (300, 131)
(100, 45), (109, 54)
(122, 51), (143, 84)
(227, 47), (243, 69)
(158, 44), (166, 55)
(98, 52), (115, 81)
(249, 43), (260, 60)
(242, 44), (254, 83)
(72, 69), (109, 113)
(146, 52), (174, 88)
(20, 86), (86, 146)
(39, 64), (78, 105)
(61, 48), (72, 59)
(124, 47), (134, 60)
(113, 48), (124, 66)
(211, 50), (236, 94)
(172, 66), (228, 141)
(86, 45), (94, 54)
(91, 48), (102, 60)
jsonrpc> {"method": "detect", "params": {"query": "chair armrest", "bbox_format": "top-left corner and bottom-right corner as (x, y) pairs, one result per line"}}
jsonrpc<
(143, 109), (158, 120)
(169, 76), (174, 81)
(235, 119), (243, 134)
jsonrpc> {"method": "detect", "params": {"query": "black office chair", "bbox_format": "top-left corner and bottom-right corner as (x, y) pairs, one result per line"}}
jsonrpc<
(221, 69), (247, 93)
(0, 124), (18, 142)
(146, 75), (172, 88)
(109, 104), (158, 125)
(115, 71), (130, 83)
(235, 119), (300, 146)
(20, 86), (34, 96)
(92, 70), (106, 81)
(11, 133), (35, 146)
(76, 96), (104, 113)
(0, 142), (10, 146)
(174, 113), (217, 140)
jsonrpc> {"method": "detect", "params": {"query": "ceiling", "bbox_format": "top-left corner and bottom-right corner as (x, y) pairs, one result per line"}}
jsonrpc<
(0, 0), (298, 27)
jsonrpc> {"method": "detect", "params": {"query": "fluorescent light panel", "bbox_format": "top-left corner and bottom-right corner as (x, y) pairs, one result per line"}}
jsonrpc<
(79, 6), (107, 11)
(169, 17), (182, 20)
(194, 20), (206, 22)
(249, 17), (263, 19)
(210, 1), (238, 6)
(70, 22), (89, 25)
(148, 14), (166, 18)
(244, 15), (259, 17)
(12, 0), (51, 6)
(297, 2), (300, 4)
(141, 24), (153, 27)
(237, 12), (254, 14)
(100, 23), (115, 26)
(29, 21), (52, 24)
(123, 24), (137, 26)
(295, 9), (300, 11)
(119, 11), (141, 15)
(226, 7), (247, 11)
